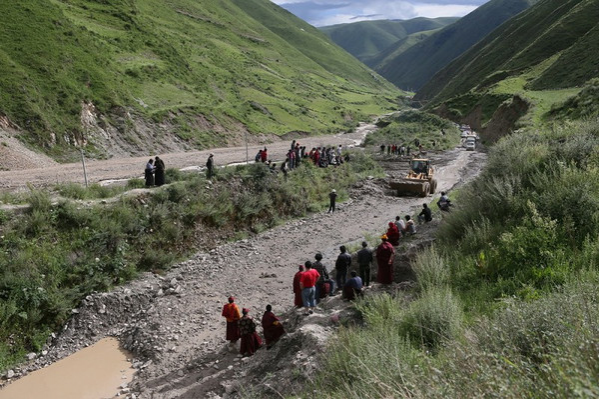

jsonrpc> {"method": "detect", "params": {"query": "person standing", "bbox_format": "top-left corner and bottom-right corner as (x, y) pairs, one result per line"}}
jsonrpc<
(206, 153), (214, 179)
(221, 296), (241, 350)
(144, 159), (155, 187)
(300, 261), (320, 315)
(261, 305), (285, 349)
(293, 265), (305, 308)
(328, 189), (337, 213)
(261, 147), (268, 163)
(239, 308), (262, 356)
(280, 160), (289, 180)
(357, 241), (373, 287)
(376, 235), (395, 285)
(154, 156), (166, 186)
(335, 245), (351, 291)
(313, 253), (334, 301)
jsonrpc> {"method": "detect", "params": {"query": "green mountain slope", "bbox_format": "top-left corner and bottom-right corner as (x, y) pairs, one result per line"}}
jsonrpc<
(376, 0), (537, 91)
(0, 0), (400, 159)
(417, 0), (599, 104)
(368, 29), (440, 71)
(412, 0), (599, 144)
(320, 18), (458, 65)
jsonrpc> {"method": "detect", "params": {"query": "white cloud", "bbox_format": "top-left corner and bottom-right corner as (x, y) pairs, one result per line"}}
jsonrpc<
(271, 0), (488, 26)
(412, 4), (478, 18)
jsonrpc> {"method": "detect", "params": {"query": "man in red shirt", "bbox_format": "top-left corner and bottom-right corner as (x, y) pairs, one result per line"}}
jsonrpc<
(300, 261), (320, 315)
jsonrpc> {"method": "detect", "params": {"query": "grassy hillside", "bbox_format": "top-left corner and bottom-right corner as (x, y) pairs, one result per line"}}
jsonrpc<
(417, 0), (599, 104)
(0, 0), (400, 159)
(368, 29), (439, 71)
(320, 18), (458, 65)
(313, 118), (599, 399)
(376, 0), (537, 91)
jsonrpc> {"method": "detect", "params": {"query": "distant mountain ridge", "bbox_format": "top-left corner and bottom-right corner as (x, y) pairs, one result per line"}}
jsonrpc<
(376, 0), (538, 91)
(417, 0), (599, 104)
(415, 0), (599, 141)
(319, 17), (458, 66)
(0, 0), (400, 159)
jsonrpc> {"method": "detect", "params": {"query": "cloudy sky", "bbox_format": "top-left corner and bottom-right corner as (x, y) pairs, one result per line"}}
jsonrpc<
(270, 0), (490, 27)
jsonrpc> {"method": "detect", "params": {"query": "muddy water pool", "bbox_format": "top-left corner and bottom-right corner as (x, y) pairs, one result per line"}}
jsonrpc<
(0, 338), (134, 399)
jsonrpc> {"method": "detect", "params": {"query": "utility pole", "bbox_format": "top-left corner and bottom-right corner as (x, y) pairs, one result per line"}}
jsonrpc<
(245, 130), (249, 164)
(80, 146), (89, 188)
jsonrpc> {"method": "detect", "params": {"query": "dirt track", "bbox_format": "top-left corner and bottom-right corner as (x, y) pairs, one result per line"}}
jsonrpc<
(0, 122), (487, 398)
(0, 126), (376, 192)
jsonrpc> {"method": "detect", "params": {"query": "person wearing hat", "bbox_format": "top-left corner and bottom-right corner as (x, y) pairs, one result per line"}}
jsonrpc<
(376, 234), (395, 285)
(221, 296), (241, 350)
(328, 189), (337, 213)
(239, 308), (263, 356)
(206, 153), (215, 179)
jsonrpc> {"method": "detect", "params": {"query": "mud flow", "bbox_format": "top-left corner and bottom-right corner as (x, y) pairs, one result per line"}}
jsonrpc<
(0, 338), (134, 399)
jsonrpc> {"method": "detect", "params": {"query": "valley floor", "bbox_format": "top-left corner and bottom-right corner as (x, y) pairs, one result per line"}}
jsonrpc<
(0, 123), (485, 398)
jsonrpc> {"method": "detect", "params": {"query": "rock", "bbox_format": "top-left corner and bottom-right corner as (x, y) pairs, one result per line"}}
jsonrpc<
(26, 352), (36, 361)
(6, 370), (15, 379)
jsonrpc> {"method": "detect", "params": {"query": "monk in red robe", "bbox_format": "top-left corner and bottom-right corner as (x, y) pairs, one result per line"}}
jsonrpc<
(376, 234), (395, 284)
(386, 222), (400, 246)
(239, 308), (263, 356)
(261, 304), (285, 348)
(221, 296), (241, 350)
(293, 265), (305, 307)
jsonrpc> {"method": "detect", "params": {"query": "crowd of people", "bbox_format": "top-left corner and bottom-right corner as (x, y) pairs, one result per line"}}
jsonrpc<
(220, 192), (453, 356)
(152, 140), (453, 358)
(379, 138), (438, 158)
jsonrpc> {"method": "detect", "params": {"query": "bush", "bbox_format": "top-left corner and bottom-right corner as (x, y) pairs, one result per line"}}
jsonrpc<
(413, 246), (449, 291)
(25, 190), (52, 213)
(399, 288), (463, 349)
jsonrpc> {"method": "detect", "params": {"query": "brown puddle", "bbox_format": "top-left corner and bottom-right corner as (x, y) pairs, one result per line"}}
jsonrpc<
(0, 338), (135, 399)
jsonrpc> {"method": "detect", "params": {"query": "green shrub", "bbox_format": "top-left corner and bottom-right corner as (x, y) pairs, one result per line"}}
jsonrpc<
(413, 246), (449, 291)
(400, 288), (463, 349)
(25, 190), (52, 213)
(56, 182), (88, 199)
(126, 178), (146, 189)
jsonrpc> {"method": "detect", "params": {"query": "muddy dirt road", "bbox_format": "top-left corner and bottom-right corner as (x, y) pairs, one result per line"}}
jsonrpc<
(0, 125), (376, 192)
